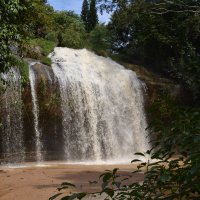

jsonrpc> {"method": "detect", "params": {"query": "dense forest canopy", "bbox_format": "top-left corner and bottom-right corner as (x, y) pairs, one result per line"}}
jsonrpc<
(97, 0), (200, 102)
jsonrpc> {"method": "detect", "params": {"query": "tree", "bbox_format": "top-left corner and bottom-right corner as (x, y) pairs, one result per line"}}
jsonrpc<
(101, 0), (200, 102)
(88, 0), (99, 32)
(81, 0), (99, 32)
(89, 23), (111, 50)
(81, 0), (89, 31)
(0, 0), (30, 72)
(0, 0), (53, 72)
(54, 11), (86, 48)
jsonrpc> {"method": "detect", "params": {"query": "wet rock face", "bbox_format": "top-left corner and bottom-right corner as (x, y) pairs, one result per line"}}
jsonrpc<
(25, 62), (64, 161)
(0, 68), (25, 164)
(0, 63), (63, 163)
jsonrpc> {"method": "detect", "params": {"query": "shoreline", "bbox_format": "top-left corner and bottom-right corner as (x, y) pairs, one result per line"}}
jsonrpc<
(0, 163), (143, 200)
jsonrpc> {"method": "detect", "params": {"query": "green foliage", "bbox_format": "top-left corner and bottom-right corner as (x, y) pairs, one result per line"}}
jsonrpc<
(85, 23), (111, 56)
(54, 11), (86, 49)
(81, 0), (89, 31)
(101, 0), (200, 102)
(28, 38), (56, 65)
(27, 3), (55, 37)
(0, 0), (26, 72)
(18, 60), (29, 86)
(50, 94), (200, 199)
(81, 0), (98, 32)
(88, 0), (99, 31)
(41, 56), (52, 66)
(0, 0), (55, 70)
(45, 32), (59, 43)
(90, 24), (111, 49)
(30, 38), (56, 57)
(138, 102), (200, 200)
(58, 30), (85, 49)
(0, 0), (101, 72)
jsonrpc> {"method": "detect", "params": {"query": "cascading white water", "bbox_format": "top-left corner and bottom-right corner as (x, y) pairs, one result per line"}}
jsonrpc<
(0, 68), (25, 164)
(29, 63), (43, 163)
(50, 47), (150, 163)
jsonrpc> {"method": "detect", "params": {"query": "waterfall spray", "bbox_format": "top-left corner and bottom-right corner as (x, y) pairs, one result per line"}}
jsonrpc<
(0, 68), (25, 164)
(29, 63), (43, 163)
(50, 47), (149, 163)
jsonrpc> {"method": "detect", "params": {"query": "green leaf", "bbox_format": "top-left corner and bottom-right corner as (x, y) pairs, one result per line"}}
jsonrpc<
(140, 162), (147, 166)
(60, 196), (70, 200)
(100, 173), (113, 183)
(61, 182), (75, 188)
(135, 152), (145, 157)
(103, 188), (114, 197)
(103, 173), (112, 182)
(58, 186), (70, 191)
(61, 194), (76, 200)
(131, 159), (142, 163)
(132, 170), (142, 174)
(77, 193), (87, 199)
(49, 193), (62, 200)
(101, 181), (108, 189)
(113, 168), (119, 175)
(190, 164), (199, 175)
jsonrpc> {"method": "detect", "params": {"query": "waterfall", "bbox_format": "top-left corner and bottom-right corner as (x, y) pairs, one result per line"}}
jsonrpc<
(50, 47), (149, 163)
(29, 63), (43, 163)
(0, 68), (25, 164)
(0, 48), (150, 165)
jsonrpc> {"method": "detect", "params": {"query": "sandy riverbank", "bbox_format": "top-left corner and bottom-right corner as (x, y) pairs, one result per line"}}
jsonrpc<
(0, 163), (143, 200)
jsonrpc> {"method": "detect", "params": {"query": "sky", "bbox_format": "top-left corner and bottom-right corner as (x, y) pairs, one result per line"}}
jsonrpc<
(47, 0), (111, 23)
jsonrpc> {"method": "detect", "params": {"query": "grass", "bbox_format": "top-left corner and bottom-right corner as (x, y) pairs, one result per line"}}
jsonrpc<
(41, 56), (52, 66)
(30, 38), (56, 56)
(19, 60), (29, 86)
(29, 38), (56, 66)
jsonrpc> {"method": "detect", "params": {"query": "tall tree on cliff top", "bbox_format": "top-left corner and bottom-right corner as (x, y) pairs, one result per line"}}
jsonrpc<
(81, 0), (89, 31)
(88, 0), (98, 32)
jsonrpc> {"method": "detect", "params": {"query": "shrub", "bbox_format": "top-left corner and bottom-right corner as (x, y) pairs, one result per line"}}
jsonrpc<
(30, 38), (56, 56)
(50, 96), (200, 200)
(45, 32), (58, 44)
(59, 30), (85, 49)
(41, 56), (52, 66)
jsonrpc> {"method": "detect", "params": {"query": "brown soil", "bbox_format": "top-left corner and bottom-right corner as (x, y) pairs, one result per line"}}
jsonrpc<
(0, 163), (143, 200)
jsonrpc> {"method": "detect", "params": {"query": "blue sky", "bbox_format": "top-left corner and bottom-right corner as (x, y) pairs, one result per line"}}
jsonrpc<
(48, 0), (110, 23)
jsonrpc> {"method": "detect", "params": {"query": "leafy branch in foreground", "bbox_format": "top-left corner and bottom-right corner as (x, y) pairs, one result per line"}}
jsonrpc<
(50, 96), (200, 200)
